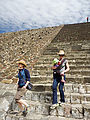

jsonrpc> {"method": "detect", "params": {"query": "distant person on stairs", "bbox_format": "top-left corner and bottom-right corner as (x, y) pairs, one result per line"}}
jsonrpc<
(15, 60), (30, 116)
(87, 17), (89, 22)
(51, 50), (70, 108)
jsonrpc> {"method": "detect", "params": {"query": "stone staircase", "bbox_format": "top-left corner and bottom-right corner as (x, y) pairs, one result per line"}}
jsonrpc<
(31, 22), (90, 84)
(1, 83), (90, 120)
(1, 22), (90, 120)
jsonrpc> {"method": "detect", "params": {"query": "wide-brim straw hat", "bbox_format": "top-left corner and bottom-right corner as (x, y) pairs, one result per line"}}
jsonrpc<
(17, 60), (27, 67)
(58, 50), (65, 56)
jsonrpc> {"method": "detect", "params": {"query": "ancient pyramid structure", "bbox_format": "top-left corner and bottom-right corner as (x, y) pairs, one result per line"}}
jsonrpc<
(0, 22), (90, 120)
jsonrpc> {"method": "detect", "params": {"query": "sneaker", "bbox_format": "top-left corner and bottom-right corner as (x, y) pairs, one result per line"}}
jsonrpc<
(26, 106), (29, 113)
(50, 104), (59, 109)
(16, 111), (23, 116)
(22, 110), (27, 117)
(22, 106), (29, 117)
(61, 102), (65, 105)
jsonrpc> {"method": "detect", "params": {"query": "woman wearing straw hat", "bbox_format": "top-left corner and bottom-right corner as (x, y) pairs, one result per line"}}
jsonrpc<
(15, 60), (30, 116)
(51, 50), (70, 108)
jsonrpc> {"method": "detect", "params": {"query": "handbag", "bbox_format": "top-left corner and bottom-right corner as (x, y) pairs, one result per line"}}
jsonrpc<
(26, 82), (33, 90)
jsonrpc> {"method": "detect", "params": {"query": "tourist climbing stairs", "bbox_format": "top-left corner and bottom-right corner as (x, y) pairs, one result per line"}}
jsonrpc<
(4, 23), (90, 120)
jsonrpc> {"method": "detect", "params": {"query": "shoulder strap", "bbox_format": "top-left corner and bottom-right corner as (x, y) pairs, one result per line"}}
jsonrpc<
(56, 58), (66, 70)
(19, 70), (26, 83)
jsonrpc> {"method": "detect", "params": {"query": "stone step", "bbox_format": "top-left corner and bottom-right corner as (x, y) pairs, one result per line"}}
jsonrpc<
(31, 70), (90, 79)
(50, 103), (90, 119)
(39, 55), (90, 61)
(5, 113), (85, 120)
(43, 51), (90, 55)
(31, 75), (90, 84)
(47, 43), (90, 49)
(6, 89), (90, 119)
(1, 83), (90, 94)
(46, 45), (90, 51)
(7, 102), (90, 120)
(32, 67), (90, 72)
(25, 91), (90, 104)
(33, 63), (90, 69)
(35, 59), (90, 65)
(32, 66), (90, 73)
(43, 48), (90, 53)
(32, 83), (90, 94)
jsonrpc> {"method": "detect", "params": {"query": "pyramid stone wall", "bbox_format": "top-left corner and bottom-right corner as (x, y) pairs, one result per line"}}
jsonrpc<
(0, 23), (90, 120)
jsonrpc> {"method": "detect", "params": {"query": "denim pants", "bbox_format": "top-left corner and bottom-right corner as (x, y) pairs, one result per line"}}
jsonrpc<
(52, 75), (65, 104)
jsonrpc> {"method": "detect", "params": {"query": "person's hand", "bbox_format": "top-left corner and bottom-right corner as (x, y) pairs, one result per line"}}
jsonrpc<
(51, 66), (57, 70)
(22, 86), (26, 89)
(60, 72), (64, 75)
(61, 80), (65, 83)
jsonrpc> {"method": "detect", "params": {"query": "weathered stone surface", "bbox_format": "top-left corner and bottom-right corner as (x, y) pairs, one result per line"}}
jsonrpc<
(0, 22), (90, 119)
(86, 84), (90, 94)
(83, 104), (90, 118)
(63, 104), (72, 118)
(79, 85), (86, 94)
(1, 79), (13, 84)
(72, 104), (83, 119)
(57, 106), (64, 116)
(71, 93), (81, 104)
(50, 108), (57, 116)
(72, 84), (79, 93)
(64, 84), (73, 93)
(64, 93), (70, 103)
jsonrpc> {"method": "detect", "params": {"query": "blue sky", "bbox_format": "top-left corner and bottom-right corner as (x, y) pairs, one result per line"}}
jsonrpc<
(0, 0), (90, 33)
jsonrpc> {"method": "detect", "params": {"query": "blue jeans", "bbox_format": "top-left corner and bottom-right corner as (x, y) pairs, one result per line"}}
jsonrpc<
(52, 75), (65, 104)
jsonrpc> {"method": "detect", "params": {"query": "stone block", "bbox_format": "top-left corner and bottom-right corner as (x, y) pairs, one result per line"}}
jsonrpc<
(82, 94), (90, 104)
(39, 93), (45, 103)
(85, 94), (90, 103)
(64, 93), (70, 103)
(50, 108), (57, 116)
(86, 85), (90, 94)
(57, 106), (64, 117)
(45, 93), (52, 103)
(71, 93), (81, 104)
(72, 84), (79, 93)
(79, 85), (86, 94)
(31, 92), (40, 101)
(5, 116), (12, 120)
(29, 104), (36, 113)
(72, 104), (83, 119)
(35, 104), (49, 115)
(63, 104), (72, 117)
(25, 91), (32, 100)
(83, 104), (90, 118)
(32, 84), (46, 92)
(0, 98), (9, 112)
(80, 94), (86, 104)
(64, 84), (73, 93)
(1, 79), (13, 84)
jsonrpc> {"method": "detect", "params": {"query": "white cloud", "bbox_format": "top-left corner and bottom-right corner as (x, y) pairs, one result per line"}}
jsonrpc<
(0, 0), (90, 33)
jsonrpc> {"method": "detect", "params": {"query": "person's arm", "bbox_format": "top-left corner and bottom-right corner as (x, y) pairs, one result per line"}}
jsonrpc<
(23, 69), (30, 88)
(51, 66), (57, 70)
(51, 64), (59, 70)
(64, 61), (70, 73)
